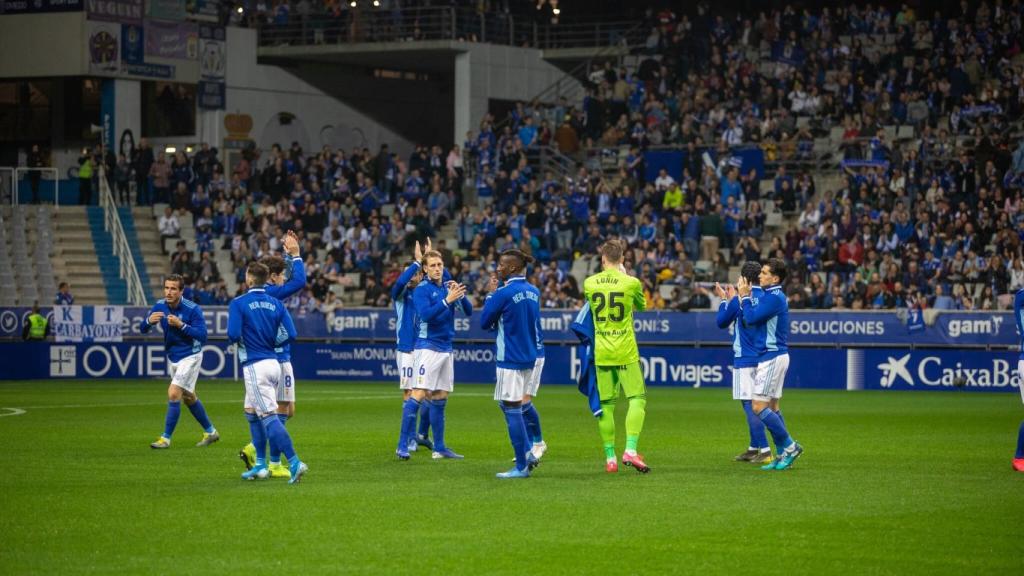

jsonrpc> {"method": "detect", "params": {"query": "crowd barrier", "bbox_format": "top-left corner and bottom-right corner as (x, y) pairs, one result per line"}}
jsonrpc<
(4, 341), (1019, 394)
(0, 306), (1017, 348)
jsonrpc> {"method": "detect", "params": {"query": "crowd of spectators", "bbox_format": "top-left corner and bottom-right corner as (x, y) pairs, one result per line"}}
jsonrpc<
(152, 1), (1024, 313)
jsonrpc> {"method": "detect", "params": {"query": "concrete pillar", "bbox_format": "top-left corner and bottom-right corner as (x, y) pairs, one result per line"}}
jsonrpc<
(453, 51), (471, 146)
(113, 79), (141, 158)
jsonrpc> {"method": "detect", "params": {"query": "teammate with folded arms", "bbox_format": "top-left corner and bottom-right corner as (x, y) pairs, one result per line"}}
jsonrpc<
(480, 249), (542, 478)
(142, 274), (219, 449)
(737, 257), (803, 471)
(582, 240), (650, 473)
(228, 262), (307, 483)
(716, 261), (771, 464)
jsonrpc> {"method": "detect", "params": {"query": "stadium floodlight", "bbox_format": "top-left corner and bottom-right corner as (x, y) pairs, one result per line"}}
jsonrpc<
(236, 6), (243, 14)
(349, 0), (356, 6)
(185, 146), (194, 154)
(373, 0), (379, 5)
(553, 7), (560, 15)
(165, 146), (176, 154)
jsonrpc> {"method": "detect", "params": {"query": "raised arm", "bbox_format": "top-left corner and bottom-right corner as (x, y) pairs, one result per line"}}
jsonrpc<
(266, 256), (307, 301)
(716, 297), (740, 329)
(741, 292), (784, 326)
(391, 262), (421, 300)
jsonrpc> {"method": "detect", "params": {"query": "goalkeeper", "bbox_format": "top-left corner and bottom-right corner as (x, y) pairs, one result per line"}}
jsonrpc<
(582, 240), (650, 474)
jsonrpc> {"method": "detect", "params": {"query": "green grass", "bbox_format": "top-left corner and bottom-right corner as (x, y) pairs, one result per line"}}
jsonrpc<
(0, 379), (1022, 575)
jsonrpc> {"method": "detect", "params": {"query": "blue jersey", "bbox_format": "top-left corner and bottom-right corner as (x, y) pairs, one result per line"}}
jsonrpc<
(139, 298), (207, 362)
(1014, 289), (1024, 360)
(265, 255), (306, 362)
(392, 262), (422, 353)
(479, 277), (540, 370)
(716, 287), (763, 368)
(741, 284), (789, 361)
(413, 278), (473, 353)
(228, 288), (297, 367)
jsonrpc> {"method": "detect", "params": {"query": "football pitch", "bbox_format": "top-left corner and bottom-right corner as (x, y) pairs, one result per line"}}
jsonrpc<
(1, 379), (1022, 575)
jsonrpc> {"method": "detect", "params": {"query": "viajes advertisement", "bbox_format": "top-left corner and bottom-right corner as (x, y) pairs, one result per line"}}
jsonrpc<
(144, 18), (198, 59)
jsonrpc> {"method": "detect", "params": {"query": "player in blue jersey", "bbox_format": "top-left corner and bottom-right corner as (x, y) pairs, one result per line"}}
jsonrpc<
(737, 257), (804, 471)
(228, 262), (307, 483)
(395, 249), (473, 460)
(141, 274), (219, 449)
(239, 232), (306, 479)
(392, 240), (436, 456)
(715, 261), (771, 464)
(480, 250), (542, 478)
(1012, 287), (1024, 472)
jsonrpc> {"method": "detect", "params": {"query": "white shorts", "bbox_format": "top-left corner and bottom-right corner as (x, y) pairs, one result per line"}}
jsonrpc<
(1018, 360), (1024, 404)
(495, 367), (531, 401)
(526, 357), (545, 397)
(732, 366), (756, 400)
(169, 352), (202, 394)
(243, 358), (280, 415)
(277, 361), (295, 403)
(415, 349), (454, 392)
(753, 354), (789, 401)
(397, 351), (417, 390)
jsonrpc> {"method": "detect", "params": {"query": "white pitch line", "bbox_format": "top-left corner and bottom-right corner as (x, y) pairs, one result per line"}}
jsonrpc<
(0, 407), (26, 417)
(2, 392), (493, 411)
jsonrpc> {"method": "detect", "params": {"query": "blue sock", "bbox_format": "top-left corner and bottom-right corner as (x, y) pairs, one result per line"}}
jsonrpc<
(1017, 420), (1024, 459)
(263, 414), (296, 462)
(777, 410), (786, 426)
(417, 399), (432, 439)
(743, 400), (769, 450)
(162, 400), (181, 439)
(430, 398), (448, 452)
(522, 401), (543, 444)
(271, 414), (290, 462)
(245, 412), (267, 465)
(187, 399), (215, 433)
(758, 408), (794, 452)
(398, 398), (420, 452)
(502, 403), (529, 471)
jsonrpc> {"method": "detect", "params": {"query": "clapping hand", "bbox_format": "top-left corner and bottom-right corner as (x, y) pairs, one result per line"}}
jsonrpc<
(283, 230), (300, 257)
(487, 274), (499, 293)
(445, 282), (467, 303)
(414, 240), (423, 263)
(714, 282), (727, 300)
(166, 315), (183, 329)
(736, 276), (751, 297)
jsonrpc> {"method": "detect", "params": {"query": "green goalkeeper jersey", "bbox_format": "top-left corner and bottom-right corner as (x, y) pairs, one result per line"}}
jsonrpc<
(583, 268), (646, 366)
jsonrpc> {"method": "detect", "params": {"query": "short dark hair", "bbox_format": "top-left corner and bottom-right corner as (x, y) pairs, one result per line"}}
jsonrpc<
(741, 261), (761, 285)
(165, 274), (184, 289)
(246, 262), (269, 286)
(600, 240), (624, 264)
(260, 255), (286, 276)
(766, 258), (788, 284)
(58, 282), (68, 290)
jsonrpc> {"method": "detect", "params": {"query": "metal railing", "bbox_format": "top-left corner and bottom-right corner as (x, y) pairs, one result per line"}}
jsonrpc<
(98, 167), (147, 306)
(13, 168), (60, 208)
(256, 6), (642, 51)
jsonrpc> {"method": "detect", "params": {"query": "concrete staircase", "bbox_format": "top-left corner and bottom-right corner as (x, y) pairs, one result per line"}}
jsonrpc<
(49, 206), (111, 304)
(120, 207), (166, 301)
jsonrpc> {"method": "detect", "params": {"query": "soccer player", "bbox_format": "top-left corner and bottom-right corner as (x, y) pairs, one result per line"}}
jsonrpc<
(392, 240), (433, 455)
(715, 261), (771, 464)
(239, 231), (306, 479)
(228, 262), (308, 483)
(582, 240), (650, 473)
(396, 249), (472, 460)
(142, 274), (219, 449)
(736, 257), (804, 471)
(480, 249), (541, 478)
(1012, 286), (1024, 472)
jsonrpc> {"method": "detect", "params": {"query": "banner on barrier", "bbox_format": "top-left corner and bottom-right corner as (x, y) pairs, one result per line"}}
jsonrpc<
(52, 305), (123, 343)
(0, 307), (1018, 348)
(3, 343), (1017, 394)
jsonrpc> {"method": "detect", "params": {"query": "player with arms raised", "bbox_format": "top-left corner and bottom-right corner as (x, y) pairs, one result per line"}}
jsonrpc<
(582, 240), (650, 473)
(142, 274), (219, 449)
(228, 262), (307, 483)
(239, 232), (306, 479)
